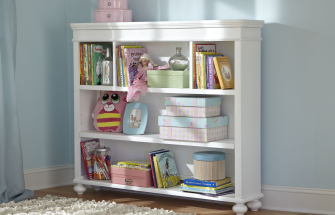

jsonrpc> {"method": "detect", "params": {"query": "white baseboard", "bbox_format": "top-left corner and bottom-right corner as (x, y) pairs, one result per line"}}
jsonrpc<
(261, 184), (335, 215)
(24, 164), (74, 190)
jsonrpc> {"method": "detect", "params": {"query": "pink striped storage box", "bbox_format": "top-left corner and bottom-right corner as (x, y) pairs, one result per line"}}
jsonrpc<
(98, 0), (128, 10)
(166, 105), (220, 118)
(94, 10), (132, 22)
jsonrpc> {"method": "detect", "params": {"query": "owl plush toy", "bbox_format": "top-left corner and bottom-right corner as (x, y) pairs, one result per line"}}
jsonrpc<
(92, 91), (128, 133)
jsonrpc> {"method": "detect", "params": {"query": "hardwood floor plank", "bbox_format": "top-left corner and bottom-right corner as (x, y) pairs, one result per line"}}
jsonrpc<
(33, 186), (308, 215)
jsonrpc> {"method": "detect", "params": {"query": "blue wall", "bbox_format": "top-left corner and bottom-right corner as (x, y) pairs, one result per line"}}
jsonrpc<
(16, 0), (335, 190)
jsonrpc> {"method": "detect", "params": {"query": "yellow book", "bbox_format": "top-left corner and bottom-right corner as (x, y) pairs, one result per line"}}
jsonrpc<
(121, 45), (141, 87)
(181, 182), (232, 190)
(213, 56), (234, 89)
(153, 155), (163, 188)
(117, 160), (150, 167)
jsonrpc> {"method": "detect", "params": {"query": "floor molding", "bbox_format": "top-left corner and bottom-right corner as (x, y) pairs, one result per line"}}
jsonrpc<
(261, 184), (335, 215)
(24, 164), (74, 190)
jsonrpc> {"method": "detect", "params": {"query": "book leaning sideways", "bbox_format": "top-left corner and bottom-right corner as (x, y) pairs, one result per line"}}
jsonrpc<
(183, 177), (231, 188)
(80, 139), (100, 180)
(156, 151), (180, 188)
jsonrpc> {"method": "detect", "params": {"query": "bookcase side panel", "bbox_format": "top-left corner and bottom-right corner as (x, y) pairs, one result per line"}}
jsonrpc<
(237, 40), (262, 199)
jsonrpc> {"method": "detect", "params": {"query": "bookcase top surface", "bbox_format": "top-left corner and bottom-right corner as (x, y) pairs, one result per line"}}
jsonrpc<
(70, 19), (264, 30)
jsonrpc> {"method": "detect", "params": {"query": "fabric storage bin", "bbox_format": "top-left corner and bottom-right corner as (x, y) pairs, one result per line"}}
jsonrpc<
(193, 151), (226, 181)
(94, 10), (132, 22)
(166, 105), (220, 118)
(165, 96), (221, 107)
(160, 125), (227, 142)
(98, 0), (128, 10)
(147, 70), (189, 88)
(158, 116), (228, 129)
(111, 167), (152, 187)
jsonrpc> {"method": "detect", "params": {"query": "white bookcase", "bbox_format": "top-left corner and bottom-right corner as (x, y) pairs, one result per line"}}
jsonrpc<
(71, 20), (264, 215)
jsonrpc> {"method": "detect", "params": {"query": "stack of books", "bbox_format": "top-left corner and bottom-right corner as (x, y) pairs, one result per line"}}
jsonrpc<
(180, 177), (234, 197)
(116, 45), (147, 87)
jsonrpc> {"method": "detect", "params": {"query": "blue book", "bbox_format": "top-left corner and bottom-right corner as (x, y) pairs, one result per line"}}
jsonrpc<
(183, 176), (231, 188)
(180, 184), (233, 194)
(148, 149), (169, 188)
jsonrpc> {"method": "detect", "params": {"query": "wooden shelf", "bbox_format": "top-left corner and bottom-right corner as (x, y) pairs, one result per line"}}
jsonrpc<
(80, 130), (235, 149)
(73, 178), (237, 202)
(79, 85), (235, 95)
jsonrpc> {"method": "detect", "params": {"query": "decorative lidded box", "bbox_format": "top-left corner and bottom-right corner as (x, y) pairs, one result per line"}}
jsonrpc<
(111, 167), (152, 188)
(165, 96), (221, 118)
(193, 151), (226, 181)
(158, 116), (228, 142)
(94, 0), (132, 23)
(147, 70), (189, 88)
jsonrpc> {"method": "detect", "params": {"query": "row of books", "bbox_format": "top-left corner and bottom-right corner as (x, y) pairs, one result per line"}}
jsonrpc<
(149, 149), (180, 188)
(79, 44), (111, 85)
(116, 45), (147, 87)
(180, 177), (234, 197)
(193, 44), (234, 89)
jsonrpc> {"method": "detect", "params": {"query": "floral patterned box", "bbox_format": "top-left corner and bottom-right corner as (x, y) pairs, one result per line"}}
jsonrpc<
(164, 96), (221, 107)
(160, 126), (228, 142)
(166, 105), (220, 118)
(158, 116), (228, 129)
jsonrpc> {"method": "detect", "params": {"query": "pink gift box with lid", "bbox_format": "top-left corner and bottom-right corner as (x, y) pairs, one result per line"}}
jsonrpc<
(166, 105), (220, 118)
(98, 0), (128, 10)
(94, 10), (132, 22)
(111, 167), (152, 187)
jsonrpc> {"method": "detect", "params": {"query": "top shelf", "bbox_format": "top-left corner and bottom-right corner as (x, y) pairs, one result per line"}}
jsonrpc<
(79, 85), (235, 95)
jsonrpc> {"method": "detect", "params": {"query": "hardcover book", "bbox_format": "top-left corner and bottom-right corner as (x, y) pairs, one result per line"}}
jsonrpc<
(183, 177), (231, 188)
(193, 44), (216, 88)
(196, 52), (215, 89)
(179, 183), (233, 194)
(92, 44), (112, 85)
(206, 55), (223, 89)
(148, 149), (169, 188)
(156, 151), (180, 188)
(80, 44), (84, 85)
(124, 48), (147, 86)
(213, 56), (235, 89)
(80, 139), (100, 180)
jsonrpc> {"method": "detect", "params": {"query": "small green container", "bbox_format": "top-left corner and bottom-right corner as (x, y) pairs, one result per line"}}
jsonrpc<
(147, 70), (189, 88)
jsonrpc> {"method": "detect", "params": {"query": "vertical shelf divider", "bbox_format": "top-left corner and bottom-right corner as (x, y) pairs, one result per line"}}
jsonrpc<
(189, 41), (194, 89)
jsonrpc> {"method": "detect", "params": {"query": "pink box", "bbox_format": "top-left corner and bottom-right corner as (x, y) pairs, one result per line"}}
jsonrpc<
(160, 125), (228, 142)
(166, 105), (220, 118)
(111, 167), (153, 187)
(94, 10), (132, 23)
(98, 0), (128, 10)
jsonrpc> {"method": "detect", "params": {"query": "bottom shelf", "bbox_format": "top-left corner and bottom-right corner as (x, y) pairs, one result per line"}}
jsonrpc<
(73, 178), (236, 202)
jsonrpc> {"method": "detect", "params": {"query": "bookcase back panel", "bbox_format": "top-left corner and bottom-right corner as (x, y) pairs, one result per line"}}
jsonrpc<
(80, 90), (100, 131)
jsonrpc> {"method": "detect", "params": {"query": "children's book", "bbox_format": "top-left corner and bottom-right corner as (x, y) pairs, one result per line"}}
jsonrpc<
(206, 55), (223, 89)
(156, 151), (180, 188)
(91, 44), (94, 85)
(153, 155), (163, 188)
(83, 44), (88, 85)
(121, 45), (141, 86)
(79, 44), (84, 85)
(180, 183), (233, 194)
(197, 52), (215, 89)
(193, 44), (216, 89)
(181, 182), (232, 191)
(92, 44), (112, 85)
(183, 177), (231, 188)
(213, 56), (235, 89)
(80, 139), (100, 180)
(117, 160), (150, 167)
(88, 44), (92, 85)
(124, 48), (147, 86)
(148, 149), (169, 188)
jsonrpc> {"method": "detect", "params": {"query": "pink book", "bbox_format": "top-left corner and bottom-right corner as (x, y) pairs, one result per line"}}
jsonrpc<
(124, 48), (147, 86)
(80, 139), (100, 180)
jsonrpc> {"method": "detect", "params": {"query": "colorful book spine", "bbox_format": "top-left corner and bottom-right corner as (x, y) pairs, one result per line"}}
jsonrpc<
(80, 142), (90, 179)
(196, 52), (201, 89)
(118, 46), (125, 87)
(153, 155), (163, 188)
(183, 177), (231, 188)
(88, 45), (91, 85)
(121, 45), (141, 87)
(91, 44), (94, 85)
(180, 185), (233, 194)
(181, 182), (232, 191)
(193, 44), (196, 89)
(80, 44), (84, 85)
(116, 48), (121, 86)
(83, 44), (88, 85)
(194, 44), (216, 89)
(199, 52), (215, 89)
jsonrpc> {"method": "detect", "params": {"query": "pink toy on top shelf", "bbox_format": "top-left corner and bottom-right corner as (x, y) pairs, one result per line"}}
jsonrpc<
(98, 0), (128, 10)
(94, 10), (132, 23)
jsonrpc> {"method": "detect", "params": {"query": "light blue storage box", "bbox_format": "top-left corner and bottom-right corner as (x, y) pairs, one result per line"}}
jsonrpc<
(158, 116), (228, 129)
(193, 151), (226, 180)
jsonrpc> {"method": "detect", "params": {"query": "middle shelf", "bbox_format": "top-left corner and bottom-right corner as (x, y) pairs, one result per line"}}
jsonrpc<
(80, 130), (235, 149)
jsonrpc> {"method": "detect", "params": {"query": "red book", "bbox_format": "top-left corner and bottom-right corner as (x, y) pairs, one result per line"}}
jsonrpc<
(80, 139), (100, 180)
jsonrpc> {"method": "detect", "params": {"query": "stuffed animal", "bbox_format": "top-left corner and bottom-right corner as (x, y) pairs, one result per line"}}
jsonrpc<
(92, 91), (128, 132)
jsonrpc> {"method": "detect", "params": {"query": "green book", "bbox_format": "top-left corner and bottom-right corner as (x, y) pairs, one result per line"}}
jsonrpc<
(91, 44), (112, 85)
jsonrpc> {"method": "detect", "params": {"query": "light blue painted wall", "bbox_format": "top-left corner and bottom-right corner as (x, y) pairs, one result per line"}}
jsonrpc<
(16, 0), (335, 190)
(16, 0), (71, 169)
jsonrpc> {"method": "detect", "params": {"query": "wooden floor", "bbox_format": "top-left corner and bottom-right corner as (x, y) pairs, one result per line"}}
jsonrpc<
(34, 186), (308, 215)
